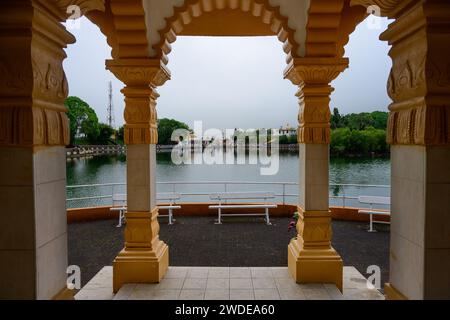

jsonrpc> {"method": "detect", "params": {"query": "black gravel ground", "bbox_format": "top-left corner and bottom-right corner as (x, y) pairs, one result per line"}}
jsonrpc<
(68, 217), (389, 287)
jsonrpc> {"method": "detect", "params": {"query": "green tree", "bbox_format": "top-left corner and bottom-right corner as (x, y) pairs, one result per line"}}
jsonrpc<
(331, 108), (343, 129)
(65, 96), (100, 145)
(330, 127), (389, 156)
(96, 123), (115, 145)
(338, 111), (389, 131)
(117, 126), (125, 144)
(288, 135), (298, 144)
(279, 135), (289, 145)
(157, 118), (191, 145)
(370, 111), (389, 130)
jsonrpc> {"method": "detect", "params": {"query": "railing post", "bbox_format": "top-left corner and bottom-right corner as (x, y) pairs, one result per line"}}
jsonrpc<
(342, 186), (346, 208)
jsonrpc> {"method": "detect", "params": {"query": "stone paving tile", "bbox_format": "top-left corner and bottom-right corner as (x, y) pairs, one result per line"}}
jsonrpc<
(254, 289), (280, 300)
(183, 278), (208, 290)
(250, 267), (273, 278)
(77, 266), (386, 301)
(275, 278), (298, 290)
(179, 289), (205, 300)
(279, 287), (306, 300)
(127, 286), (156, 300)
(271, 267), (291, 279)
(344, 276), (371, 289)
(342, 288), (385, 300)
(207, 278), (230, 289)
(230, 278), (253, 290)
(75, 287), (114, 300)
(166, 267), (189, 279)
(113, 284), (136, 300)
(230, 267), (251, 278)
(303, 289), (332, 300)
(152, 289), (181, 300)
(230, 289), (255, 300)
(298, 283), (325, 290)
(324, 284), (345, 300)
(205, 289), (230, 300)
(208, 267), (230, 278)
(187, 267), (209, 279)
(252, 277), (276, 289)
(157, 278), (185, 290)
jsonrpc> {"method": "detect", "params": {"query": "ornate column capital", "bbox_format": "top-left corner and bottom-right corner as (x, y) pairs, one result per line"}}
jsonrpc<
(284, 58), (348, 144)
(106, 59), (171, 88)
(379, 2), (450, 146)
(284, 58), (349, 86)
(0, 0), (77, 148)
(106, 59), (171, 145)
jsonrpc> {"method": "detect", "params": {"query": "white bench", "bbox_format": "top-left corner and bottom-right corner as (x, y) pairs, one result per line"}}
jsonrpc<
(358, 196), (391, 232)
(110, 193), (181, 227)
(209, 192), (277, 225)
(110, 194), (127, 227)
(157, 192), (181, 225)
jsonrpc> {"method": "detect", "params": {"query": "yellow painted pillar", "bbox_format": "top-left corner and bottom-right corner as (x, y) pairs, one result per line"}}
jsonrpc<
(378, 1), (450, 300)
(106, 59), (170, 293)
(285, 58), (348, 292)
(0, 0), (76, 299)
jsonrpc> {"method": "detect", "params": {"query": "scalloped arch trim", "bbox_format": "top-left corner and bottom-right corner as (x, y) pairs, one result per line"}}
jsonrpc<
(147, 0), (304, 65)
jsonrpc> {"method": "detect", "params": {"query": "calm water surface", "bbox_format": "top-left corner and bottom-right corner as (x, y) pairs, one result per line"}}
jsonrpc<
(67, 152), (390, 208)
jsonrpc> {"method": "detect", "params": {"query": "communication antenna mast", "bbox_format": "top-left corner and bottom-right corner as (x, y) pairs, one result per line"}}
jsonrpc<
(107, 81), (115, 128)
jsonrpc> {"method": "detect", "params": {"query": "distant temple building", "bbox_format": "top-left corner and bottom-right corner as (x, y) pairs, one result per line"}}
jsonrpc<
(279, 124), (297, 136)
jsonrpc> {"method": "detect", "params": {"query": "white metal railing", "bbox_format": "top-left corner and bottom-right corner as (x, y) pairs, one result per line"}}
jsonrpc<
(66, 181), (391, 209)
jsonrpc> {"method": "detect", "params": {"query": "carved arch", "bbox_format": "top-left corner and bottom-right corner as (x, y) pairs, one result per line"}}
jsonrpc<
(154, 0), (300, 66)
(305, 0), (367, 58)
(87, 0), (150, 59)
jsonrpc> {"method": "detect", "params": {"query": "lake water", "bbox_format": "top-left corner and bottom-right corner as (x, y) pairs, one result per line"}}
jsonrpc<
(67, 152), (391, 209)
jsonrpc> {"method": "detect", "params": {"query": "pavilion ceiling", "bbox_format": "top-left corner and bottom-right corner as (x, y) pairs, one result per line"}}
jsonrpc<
(84, 0), (368, 66)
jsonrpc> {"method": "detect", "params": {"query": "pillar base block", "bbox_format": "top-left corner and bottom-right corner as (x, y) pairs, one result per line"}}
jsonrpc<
(384, 283), (408, 300)
(288, 239), (343, 292)
(113, 242), (169, 293)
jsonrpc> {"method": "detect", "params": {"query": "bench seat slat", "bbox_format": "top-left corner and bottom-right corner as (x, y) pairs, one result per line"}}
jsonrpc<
(358, 210), (391, 216)
(210, 192), (275, 200)
(209, 204), (277, 209)
(158, 205), (182, 210)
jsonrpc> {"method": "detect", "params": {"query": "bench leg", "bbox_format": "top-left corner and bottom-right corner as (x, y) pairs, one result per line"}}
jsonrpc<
(368, 214), (377, 232)
(117, 210), (124, 228)
(215, 208), (222, 225)
(168, 209), (174, 225)
(265, 208), (272, 225)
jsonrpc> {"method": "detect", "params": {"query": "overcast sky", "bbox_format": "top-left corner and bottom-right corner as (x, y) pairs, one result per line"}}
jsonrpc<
(64, 17), (392, 130)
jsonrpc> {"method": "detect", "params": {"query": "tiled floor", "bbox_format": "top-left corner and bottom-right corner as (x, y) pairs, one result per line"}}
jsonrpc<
(75, 266), (385, 300)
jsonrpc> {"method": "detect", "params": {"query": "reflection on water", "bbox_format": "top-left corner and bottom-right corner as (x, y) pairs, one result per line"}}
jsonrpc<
(330, 157), (390, 186)
(67, 152), (390, 209)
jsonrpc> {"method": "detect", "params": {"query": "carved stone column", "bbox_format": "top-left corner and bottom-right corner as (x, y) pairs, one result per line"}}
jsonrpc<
(0, 0), (74, 299)
(106, 59), (170, 293)
(378, 1), (450, 300)
(285, 57), (348, 292)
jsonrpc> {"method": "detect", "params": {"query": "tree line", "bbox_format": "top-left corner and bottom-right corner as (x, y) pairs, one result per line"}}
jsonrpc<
(65, 96), (189, 146)
(65, 96), (116, 146)
(66, 96), (389, 156)
(330, 108), (389, 156)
